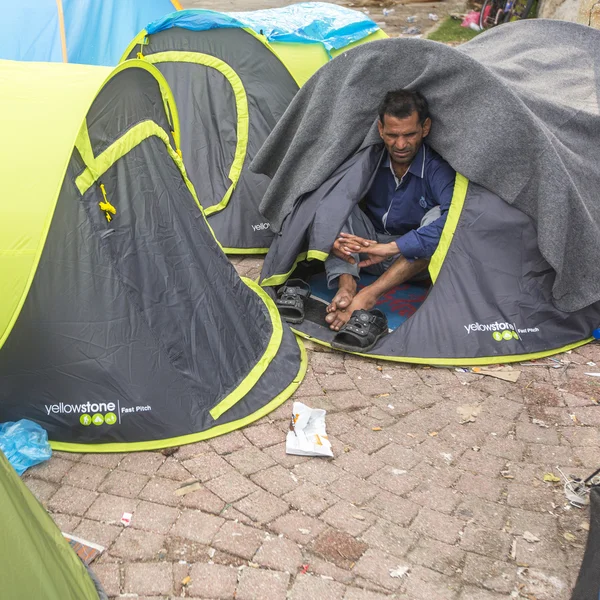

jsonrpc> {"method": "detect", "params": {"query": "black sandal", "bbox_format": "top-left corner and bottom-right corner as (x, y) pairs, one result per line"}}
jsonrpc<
(332, 309), (388, 352)
(276, 279), (311, 324)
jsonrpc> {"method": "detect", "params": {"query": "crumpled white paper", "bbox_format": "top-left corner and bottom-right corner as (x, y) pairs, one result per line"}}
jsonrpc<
(286, 402), (333, 457)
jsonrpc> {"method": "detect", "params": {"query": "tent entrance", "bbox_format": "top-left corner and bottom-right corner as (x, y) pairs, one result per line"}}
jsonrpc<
(142, 51), (249, 216)
(305, 272), (430, 332)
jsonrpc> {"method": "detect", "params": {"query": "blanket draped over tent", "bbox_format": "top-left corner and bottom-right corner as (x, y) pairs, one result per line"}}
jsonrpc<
(252, 19), (600, 313)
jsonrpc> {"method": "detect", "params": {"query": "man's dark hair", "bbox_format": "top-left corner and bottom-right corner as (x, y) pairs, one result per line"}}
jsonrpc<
(378, 89), (429, 125)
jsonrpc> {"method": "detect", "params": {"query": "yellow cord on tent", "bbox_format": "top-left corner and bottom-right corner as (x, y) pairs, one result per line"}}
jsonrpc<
(98, 183), (116, 222)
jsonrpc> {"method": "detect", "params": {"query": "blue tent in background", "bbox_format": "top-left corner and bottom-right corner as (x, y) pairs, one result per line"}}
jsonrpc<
(0, 0), (181, 66)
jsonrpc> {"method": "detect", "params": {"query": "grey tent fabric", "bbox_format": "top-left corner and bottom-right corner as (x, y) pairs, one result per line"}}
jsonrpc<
(252, 19), (600, 313)
(0, 64), (304, 449)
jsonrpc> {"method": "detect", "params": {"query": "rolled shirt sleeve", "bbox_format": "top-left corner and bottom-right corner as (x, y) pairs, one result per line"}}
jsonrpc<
(395, 160), (456, 259)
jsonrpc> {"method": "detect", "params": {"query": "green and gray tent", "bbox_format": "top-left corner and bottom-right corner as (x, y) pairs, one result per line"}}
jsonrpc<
(0, 449), (104, 599)
(121, 4), (386, 253)
(254, 22), (600, 365)
(0, 59), (305, 452)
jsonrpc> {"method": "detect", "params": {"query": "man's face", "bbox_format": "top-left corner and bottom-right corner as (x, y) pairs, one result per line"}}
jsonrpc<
(377, 112), (431, 167)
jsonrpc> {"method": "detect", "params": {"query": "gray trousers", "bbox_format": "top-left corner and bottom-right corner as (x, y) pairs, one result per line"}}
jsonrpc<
(325, 205), (440, 289)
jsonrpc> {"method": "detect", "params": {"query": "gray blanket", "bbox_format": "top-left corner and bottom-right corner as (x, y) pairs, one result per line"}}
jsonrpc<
(251, 19), (600, 313)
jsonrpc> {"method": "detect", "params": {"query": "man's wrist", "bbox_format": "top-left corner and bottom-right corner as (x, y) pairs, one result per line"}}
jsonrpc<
(387, 241), (401, 257)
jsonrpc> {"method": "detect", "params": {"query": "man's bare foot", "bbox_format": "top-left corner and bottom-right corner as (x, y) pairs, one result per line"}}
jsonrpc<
(325, 274), (357, 327)
(327, 286), (379, 331)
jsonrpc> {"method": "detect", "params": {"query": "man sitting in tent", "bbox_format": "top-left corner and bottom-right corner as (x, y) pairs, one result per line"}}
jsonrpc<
(324, 89), (456, 331)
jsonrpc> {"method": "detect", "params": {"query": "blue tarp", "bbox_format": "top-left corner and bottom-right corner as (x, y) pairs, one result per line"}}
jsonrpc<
(0, 0), (179, 66)
(146, 3), (380, 52)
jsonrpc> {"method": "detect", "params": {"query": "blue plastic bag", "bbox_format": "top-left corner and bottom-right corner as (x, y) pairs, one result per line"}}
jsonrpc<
(0, 420), (52, 475)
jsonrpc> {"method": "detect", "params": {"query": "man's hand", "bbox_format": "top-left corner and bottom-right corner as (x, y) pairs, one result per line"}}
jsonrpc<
(331, 232), (376, 264)
(358, 241), (400, 268)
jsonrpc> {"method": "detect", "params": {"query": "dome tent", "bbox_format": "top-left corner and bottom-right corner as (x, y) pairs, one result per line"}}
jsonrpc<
(0, 449), (105, 599)
(0, 59), (305, 452)
(121, 3), (386, 254)
(0, 0), (181, 66)
(253, 21), (600, 365)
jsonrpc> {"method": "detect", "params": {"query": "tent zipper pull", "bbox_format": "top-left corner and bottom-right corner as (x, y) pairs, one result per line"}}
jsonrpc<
(98, 183), (116, 222)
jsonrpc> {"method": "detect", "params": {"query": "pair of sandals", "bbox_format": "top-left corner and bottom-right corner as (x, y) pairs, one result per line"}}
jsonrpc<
(275, 278), (388, 352)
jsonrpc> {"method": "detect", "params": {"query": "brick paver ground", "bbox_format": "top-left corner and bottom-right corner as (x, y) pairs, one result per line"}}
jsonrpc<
(21, 253), (600, 600)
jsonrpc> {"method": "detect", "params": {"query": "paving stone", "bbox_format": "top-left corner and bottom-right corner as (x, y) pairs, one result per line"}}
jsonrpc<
(85, 493), (139, 523)
(182, 453), (234, 482)
(460, 525), (512, 562)
(138, 477), (182, 507)
(213, 520), (265, 560)
(338, 426), (393, 454)
(207, 430), (252, 454)
(47, 485), (98, 516)
(327, 412), (360, 436)
(333, 448), (384, 479)
(353, 548), (406, 592)
(329, 472), (381, 505)
(295, 368), (326, 397)
(516, 422), (560, 445)
(130, 500), (179, 534)
(403, 565), (460, 600)
(367, 466), (420, 497)
(263, 442), (310, 469)
(73, 518), (122, 547)
(455, 472), (504, 503)
(517, 567), (570, 599)
(124, 562), (173, 596)
(526, 443), (576, 466)
(91, 563), (121, 597)
(408, 537), (465, 576)
(410, 508), (466, 545)
(461, 554), (517, 594)
(28, 456), (74, 482)
(155, 457), (193, 481)
(303, 554), (355, 583)
(514, 537), (567, 570)
(360, 518), (416, 558)
(205, 470), (260, 503)
(504, 507), (558, 539)
(118, 452), (164, 475)
(99, 470), (149, 498)
(321, 500), (377, 536)
(110, 528), (167, 560)
(482, 436), (526, 462)
(269, 510), (328, 543)
(456, 450), (506, 477)
(234, 489), (289, 524)
(79, 453), (125, 468)
(459, 587), (509, 600)
(225, 446), (277, 475)
(506, 482), (557, 513)
(250, 464), (300, 497)
(170, 509), (223, 544)
(188, 563), (238, 599)
(283, 482), (339, 516)
(288, 573), (346, 600)
(363, 490), (419, 527)
(173, 441), (209, 460)
(315, 372), (356, 392)
(243, 422), (285, 448)
(559, 426), (600, 447)
(344, 588), (391, 600)
(407, 482), (462, 515)
(311, 529), (368, 569)
(180, 485), (227, 514)
(58, 461), (110, 491)
(455, 498), (507, 531)
(236, 567), (290, 600)
(294, 459), (344, 485)
(24, 477), (58, 503)
(50, 513), (81, 532)
(253, 535), (303, 572)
